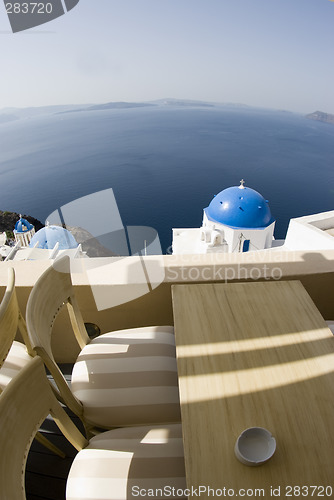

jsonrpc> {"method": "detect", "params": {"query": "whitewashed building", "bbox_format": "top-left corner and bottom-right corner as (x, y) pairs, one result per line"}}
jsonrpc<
(172, 180), (276, 254)
(13, 216), (35, 247)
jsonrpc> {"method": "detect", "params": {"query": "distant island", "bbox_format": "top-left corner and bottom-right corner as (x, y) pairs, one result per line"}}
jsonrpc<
(305, 111), (334, 125)
(58, 102), (156, 114)
(0, 99), (250, 122)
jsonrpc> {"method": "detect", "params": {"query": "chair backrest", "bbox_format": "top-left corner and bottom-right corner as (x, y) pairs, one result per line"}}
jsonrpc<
(0, 355), (88, 500)
(26, 257), (90, 416)
(0, 267), (33, 368)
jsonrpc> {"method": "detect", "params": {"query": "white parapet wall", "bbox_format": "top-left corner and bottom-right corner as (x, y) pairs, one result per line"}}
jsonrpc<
(284, 211), (334, 251)
(1, 247), (334, 362)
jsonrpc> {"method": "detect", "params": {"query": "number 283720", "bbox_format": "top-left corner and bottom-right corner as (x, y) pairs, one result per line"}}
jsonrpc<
(5, 3), (53, 14)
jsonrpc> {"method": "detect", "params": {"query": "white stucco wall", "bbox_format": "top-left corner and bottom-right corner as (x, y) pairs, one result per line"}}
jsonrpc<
(284, 212), (334, 251)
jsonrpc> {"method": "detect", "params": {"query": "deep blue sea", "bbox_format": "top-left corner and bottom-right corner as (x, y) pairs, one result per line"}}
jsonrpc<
(1, 104), (333, 253)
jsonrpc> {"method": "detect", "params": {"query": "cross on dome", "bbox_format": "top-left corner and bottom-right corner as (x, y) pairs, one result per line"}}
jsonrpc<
(239, 179), (246, 189)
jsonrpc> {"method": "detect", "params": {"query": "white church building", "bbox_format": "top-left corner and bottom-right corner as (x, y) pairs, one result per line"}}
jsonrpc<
(1, 217), (84, 261)
(172, 180), (276, 254)
(13, 216), (36, 247)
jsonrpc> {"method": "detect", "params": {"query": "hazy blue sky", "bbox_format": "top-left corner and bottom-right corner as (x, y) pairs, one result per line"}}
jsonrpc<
(0, 0), (333, 113)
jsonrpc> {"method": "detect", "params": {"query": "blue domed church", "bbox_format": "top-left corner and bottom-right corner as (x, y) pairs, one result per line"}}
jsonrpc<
(4, 216), (83, 261)
(29, 224), (79, 250)
(14, 216), (35, 247)
(172, 180), (276, 254)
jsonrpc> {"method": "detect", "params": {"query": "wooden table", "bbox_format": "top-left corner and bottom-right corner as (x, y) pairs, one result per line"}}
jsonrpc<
(172, 281), (334, 496)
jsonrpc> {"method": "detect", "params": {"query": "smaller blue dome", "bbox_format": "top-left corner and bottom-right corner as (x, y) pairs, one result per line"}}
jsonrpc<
(29, 225), (78, 250)
(14, 217), (34, 233)
(205, 184), (274, 229)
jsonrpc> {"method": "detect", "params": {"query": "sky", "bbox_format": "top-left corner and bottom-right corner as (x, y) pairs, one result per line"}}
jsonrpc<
(0, 0), (334, 113)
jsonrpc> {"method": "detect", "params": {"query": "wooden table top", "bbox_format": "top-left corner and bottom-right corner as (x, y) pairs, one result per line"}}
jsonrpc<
(172, 280), (334, 495)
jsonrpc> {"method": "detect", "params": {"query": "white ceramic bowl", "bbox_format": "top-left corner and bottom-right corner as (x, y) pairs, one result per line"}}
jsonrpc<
(234, 427), (276, 466)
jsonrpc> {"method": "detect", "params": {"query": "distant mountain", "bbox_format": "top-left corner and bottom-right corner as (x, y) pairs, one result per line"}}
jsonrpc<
(0, 99), (252, 121)
(152, 98), (253, 108)
(58, 99), (222, 114)
(305, 111), (334, 125)
(152, 98), (215, 107)
(58, 102), (156, 114)
(87, 102), (155, 111)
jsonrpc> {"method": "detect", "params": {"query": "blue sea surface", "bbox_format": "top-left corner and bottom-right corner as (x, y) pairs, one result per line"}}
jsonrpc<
(0, 105), (333, 253)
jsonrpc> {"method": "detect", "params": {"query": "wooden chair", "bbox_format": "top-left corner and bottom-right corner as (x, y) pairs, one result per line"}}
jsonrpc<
(26, 257), (181, 431)
(0, 267), (65, 458)
(0, 355), (186, 500)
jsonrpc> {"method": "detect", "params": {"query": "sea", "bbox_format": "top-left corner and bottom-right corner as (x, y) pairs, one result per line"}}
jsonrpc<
(0, 103), (333, 254)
